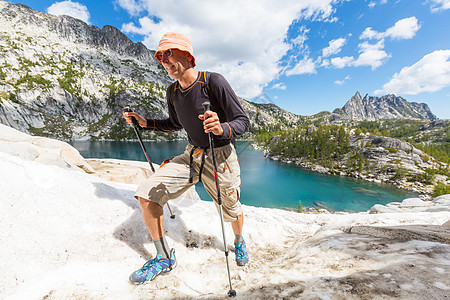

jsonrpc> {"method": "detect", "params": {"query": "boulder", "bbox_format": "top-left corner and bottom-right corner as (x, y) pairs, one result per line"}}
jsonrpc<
(399, 198), (432, 208)
(433, 194), (450, 204)
(0, 124), (94, 173)
(370, 194), (450, 214)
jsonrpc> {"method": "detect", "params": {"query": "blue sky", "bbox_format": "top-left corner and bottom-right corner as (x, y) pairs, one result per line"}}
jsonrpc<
(10, 0), (450, 119)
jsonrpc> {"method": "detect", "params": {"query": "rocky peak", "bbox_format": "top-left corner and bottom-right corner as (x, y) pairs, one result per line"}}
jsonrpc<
(333, 92), (436, 121)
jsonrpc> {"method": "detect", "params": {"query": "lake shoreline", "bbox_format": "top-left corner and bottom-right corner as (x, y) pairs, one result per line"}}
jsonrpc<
(251, 134), (449, 200)
(70, 139), (419, 212)
(75, 138), (436, 200)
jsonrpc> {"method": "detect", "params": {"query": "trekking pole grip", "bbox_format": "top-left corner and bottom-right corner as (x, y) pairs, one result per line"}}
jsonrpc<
(123, 106), (139, 127)
(202, 101), (211, 113)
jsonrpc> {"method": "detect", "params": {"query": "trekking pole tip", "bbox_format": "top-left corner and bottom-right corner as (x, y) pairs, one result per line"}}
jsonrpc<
(227, 289), (236, 297)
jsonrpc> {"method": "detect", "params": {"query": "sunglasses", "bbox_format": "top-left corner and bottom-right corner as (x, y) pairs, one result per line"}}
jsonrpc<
(155, 49), (173, 62)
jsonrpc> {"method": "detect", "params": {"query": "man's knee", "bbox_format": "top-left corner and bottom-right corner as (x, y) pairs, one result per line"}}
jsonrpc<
(137, 196), (163, 213)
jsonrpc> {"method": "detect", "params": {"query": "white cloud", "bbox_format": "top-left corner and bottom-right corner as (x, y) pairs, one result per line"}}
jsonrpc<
(272, 82), (287, 90)
(385, 17), (421, 40)
(375, 50), (450, 95)
(113, 0), (144, 16)
(335, 75), (351, 85)
(117, 0), (338, 99)
(322, 38), (346, 57)
(369, 0), (388, 8)
(322, 18), (416, 71)
(121, 17), (155, 35)
(327, 40), (389, 70)
(430, 0), (450, 12)
(320, 59), (330, 68)
(360, 27), (383, 40)
(353, 40), (390, 70)
(360, 17), (421, 41)
(47, 1), (91, 24)
(286, 57), (317, 76)
(331, 56), (354, 69)
(290, 27), (310, 52)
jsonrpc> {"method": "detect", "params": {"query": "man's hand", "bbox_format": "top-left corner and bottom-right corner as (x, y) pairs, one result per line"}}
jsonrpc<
(123, 111), (147, 128)
(198, 110), (224, 136)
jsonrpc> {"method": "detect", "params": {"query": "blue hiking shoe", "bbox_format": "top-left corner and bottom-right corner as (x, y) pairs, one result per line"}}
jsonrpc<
(234, 240), (249, 266)
(129, 249), (176, 284)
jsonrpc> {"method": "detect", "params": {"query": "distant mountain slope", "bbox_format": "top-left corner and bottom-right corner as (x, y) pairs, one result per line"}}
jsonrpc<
(0, 0), (176, 140)
(0, 0), (295, 140)
(333, 92), (436, 121)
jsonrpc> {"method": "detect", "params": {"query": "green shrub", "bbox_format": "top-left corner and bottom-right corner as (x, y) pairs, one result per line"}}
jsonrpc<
(9, 93), (19, 103)
(385, 147), (399, 153)
(298, 200), (303, 213)
(432, 182), (450, 198)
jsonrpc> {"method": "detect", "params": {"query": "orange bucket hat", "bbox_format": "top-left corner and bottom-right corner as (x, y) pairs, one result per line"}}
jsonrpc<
(155, 32), (196, 67)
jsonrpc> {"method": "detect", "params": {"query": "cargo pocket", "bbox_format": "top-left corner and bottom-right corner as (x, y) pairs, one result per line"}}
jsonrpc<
(225, 186), (240, 204)
(224, 150), (240, 174)
(222, 185), (242, 221)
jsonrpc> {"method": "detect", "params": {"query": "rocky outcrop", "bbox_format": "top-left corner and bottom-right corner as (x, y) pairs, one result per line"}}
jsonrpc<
(369, 194), (450, 214)
(86, 159), (153, 184)
(354, 135), (428, 170)
(0, 123), (94, 173)
(333, 92), (436, 121)
(241, 100), (302, 131)
(346, 134), (447, 193)
(348, 223), (450, 244)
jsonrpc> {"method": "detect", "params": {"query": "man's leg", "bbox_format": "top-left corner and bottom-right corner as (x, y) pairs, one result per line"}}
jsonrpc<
(201, 145), (248, 266)
(138, 196), (164, 240)
(130, 147), (194, 284)
(231, 214), (244, 244)
(129, 196), (176, 284)
(137, 197), (171, 259)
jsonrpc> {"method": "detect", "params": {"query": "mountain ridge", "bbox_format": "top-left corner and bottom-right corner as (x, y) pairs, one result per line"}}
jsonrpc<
(1, 0), (154, 62)
(332, 91), (436, 121)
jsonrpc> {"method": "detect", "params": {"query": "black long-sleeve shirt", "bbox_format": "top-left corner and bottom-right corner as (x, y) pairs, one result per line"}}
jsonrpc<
(146, 71), (250, 148)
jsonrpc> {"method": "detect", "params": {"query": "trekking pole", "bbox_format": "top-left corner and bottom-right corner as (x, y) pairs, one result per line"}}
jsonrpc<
(123, 106), (175, 219)
(202, 101), (236, 298)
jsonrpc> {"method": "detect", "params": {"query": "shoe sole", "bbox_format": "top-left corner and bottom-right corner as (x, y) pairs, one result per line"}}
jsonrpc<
(236, 260), (248, 267)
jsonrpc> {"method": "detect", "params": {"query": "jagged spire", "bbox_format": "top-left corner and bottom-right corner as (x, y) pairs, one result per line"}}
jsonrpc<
(335, 92), (436, 121)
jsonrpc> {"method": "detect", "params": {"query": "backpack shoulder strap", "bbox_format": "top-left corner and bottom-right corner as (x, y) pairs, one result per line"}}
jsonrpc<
(203, 71), (211, 91)
(203, 71), (215, 101)
(166, 81), (177, 105)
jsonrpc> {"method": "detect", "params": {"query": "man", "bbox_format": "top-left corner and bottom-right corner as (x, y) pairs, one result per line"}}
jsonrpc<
(123, 32), (250, 285)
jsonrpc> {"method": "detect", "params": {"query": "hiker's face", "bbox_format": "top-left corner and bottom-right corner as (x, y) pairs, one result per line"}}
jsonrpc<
(159, 49), (193, 79)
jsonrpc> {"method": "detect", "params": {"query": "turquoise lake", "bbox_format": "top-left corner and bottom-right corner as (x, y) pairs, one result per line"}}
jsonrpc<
(70, 140), (417, 212)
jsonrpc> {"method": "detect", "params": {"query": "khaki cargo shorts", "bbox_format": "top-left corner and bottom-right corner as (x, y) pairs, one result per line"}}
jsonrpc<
(135, 143), (242, 222)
